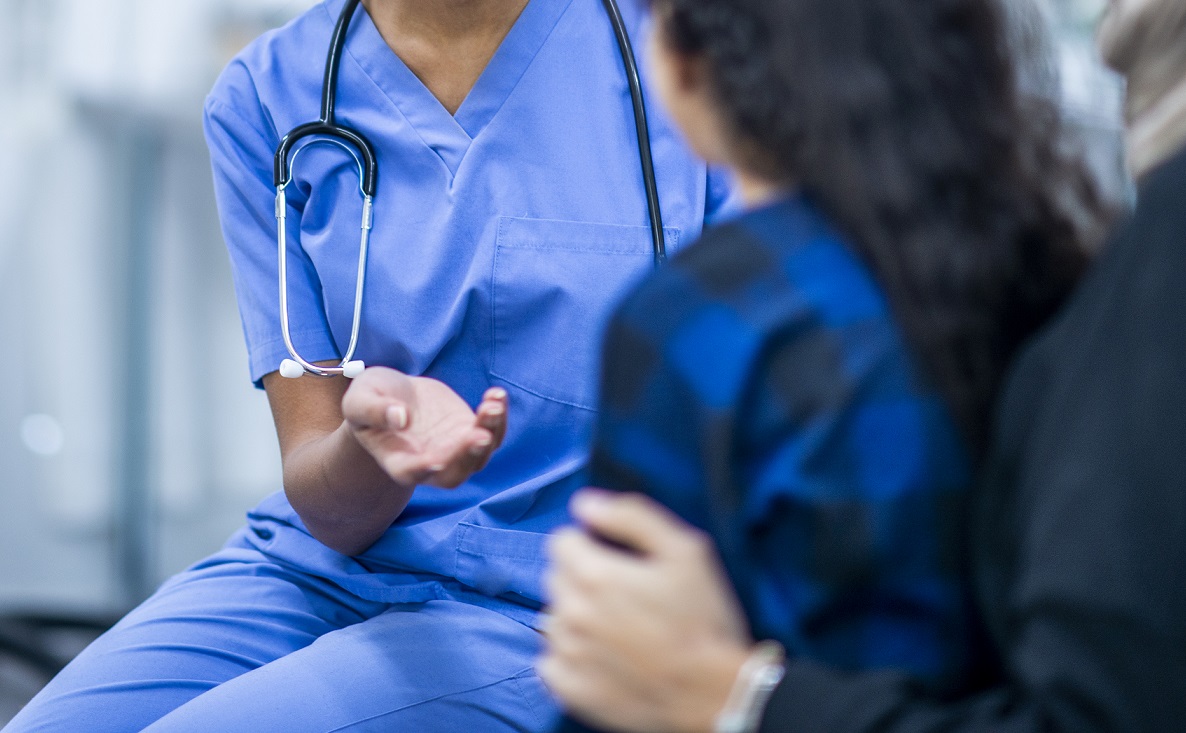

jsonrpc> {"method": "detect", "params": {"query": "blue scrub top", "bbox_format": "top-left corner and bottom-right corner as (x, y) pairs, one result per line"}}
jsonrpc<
(203, 0), (735, 626)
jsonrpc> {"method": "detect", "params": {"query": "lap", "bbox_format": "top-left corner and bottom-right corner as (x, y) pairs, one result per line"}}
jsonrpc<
(4, 547), (553, 733)
(144, 600), (552, 732)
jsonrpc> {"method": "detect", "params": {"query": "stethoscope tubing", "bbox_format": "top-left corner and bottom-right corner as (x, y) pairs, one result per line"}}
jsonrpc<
(600, 0), (666, 267)
(274, 0), (665, 379)
(274, 0), (378, 195)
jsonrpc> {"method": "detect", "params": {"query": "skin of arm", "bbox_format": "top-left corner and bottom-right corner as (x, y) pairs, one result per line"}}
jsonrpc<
(264, 362), (508, 556)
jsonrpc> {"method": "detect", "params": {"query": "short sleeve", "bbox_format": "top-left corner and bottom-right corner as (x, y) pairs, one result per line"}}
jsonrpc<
(203, 64), (341, 387)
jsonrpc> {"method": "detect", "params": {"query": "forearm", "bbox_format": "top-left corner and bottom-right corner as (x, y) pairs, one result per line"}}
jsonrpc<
(283, 421), (415, 556)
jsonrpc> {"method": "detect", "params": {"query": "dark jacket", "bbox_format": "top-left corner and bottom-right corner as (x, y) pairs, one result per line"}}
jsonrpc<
(759, 146), (1186, 732)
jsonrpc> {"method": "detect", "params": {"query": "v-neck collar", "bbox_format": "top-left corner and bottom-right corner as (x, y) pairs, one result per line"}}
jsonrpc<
(326, 0), (574, 177)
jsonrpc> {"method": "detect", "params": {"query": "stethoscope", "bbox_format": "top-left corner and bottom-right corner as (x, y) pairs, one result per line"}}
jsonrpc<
(275, 0), (666, 379)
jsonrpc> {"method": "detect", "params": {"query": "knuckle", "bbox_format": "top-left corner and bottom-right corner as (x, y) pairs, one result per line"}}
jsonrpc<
(542, 569), (560, 601)
(682, 534), (713, 561)
(575, 558), (612, 588)
(535, 657), (558, 686)
(537, 658), (574, 699)
(549, 528), (581, 558)
(618, 493), (646, 514)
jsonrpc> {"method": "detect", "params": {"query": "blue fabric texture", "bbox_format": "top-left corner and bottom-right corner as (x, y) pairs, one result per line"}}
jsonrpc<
(591, 195), (977, 690)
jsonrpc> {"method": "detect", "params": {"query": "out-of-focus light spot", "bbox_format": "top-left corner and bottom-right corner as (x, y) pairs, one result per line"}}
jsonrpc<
(20, 414), (65, 457)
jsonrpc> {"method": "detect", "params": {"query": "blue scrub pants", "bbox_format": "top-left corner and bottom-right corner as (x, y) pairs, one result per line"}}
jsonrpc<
(3, 547), (555, 732)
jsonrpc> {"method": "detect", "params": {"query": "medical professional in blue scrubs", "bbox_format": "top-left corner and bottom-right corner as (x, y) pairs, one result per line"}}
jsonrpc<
(2, 0), (734, 731)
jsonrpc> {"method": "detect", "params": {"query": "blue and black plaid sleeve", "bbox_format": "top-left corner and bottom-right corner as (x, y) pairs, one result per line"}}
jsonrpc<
(591, 195), (977, 691)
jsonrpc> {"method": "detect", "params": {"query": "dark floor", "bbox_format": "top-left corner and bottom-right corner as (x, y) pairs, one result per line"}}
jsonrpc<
(0, 615), (113, 727)
(1, 659), (48, 726)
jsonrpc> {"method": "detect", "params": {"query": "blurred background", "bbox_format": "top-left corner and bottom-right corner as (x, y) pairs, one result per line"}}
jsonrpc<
(0, 0), (318, 717)
(0, 0), (1124, 722)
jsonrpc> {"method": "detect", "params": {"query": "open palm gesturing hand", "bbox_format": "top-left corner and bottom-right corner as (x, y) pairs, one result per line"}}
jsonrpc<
(341, 367), (508, 489)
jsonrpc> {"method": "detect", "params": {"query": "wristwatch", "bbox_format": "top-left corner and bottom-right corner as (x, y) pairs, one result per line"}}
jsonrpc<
(714, 640), (787, 733)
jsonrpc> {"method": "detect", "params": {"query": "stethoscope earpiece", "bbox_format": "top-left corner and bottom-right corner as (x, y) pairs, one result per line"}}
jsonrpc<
(278, 358), (365, 379)
(280, 359), (306, 379)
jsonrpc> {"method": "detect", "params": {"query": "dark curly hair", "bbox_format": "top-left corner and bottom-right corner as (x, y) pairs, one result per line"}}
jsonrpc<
(651, 0), (1106, 454)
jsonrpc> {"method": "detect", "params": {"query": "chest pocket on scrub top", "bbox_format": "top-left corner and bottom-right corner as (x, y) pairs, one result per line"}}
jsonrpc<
(491, 217), (680, 411)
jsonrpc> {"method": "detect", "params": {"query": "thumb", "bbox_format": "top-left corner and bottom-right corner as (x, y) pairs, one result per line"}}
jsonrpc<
(341, 377), (410, 431)
(570, 489), (705, 559)
(343, 398), (409, 432)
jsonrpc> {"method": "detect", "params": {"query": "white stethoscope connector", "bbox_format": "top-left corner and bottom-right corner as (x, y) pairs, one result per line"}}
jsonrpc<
(279, 358), (365, 380)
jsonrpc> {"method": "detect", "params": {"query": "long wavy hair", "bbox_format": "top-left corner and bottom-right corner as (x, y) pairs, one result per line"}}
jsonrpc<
(652, 0), (1106, 453)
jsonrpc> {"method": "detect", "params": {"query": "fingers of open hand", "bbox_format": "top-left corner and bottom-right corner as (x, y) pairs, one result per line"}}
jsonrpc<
(442, 388), (507, 478)
(475, 388), (508, 447)
(460, 427), (497, 475)
(422, 415), (500, 487)
(378, 450), (439, 488)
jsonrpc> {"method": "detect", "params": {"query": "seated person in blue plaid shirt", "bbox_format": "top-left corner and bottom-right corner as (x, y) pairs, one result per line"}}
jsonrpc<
(539, 0), (1104, 730)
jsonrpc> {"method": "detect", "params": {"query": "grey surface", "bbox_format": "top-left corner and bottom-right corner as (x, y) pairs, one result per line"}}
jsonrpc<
(0, 661), (44, 727)
(0, 621), (107, 727)
(0, 0), (289, 617)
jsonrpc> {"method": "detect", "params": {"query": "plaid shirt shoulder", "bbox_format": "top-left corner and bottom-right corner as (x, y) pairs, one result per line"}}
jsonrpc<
(593, 196), (977, 690)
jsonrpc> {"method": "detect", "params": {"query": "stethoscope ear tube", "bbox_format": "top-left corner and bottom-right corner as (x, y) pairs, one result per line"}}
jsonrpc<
(274, 123), (378, 196)
(601, 0), (667, 267)
(276, 183), (373, 379)
(273, 0), (377, 194)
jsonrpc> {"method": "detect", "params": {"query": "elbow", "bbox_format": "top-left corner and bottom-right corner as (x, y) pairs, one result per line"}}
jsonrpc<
(280, 478), (387, 557)
(312, 528), (380, 558)
(287, 498), (385, 557)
